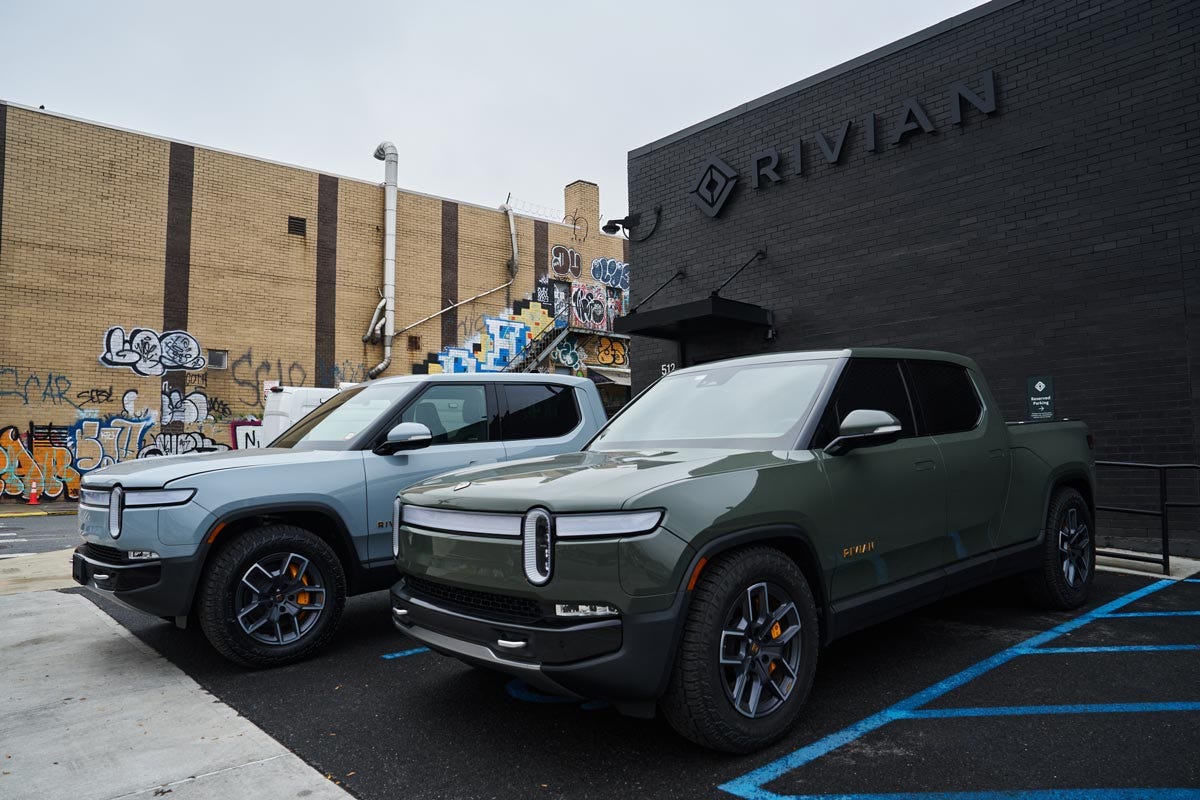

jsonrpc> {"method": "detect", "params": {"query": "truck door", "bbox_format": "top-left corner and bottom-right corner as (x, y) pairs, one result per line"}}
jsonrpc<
(905, 360), (1011, 566)
(363, 382), (505, 562)
(815, 358), (949, 602)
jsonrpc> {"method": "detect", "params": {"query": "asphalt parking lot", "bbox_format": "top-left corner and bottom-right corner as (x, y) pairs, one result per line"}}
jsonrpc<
(78, 568), (1200, 800)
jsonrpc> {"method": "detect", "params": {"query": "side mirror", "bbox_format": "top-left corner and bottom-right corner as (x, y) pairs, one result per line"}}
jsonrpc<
(824, 409), (903, 456)
(374, 422), (432, 455)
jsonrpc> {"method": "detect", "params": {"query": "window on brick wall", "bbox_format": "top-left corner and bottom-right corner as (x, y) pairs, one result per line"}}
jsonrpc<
(407, 335), (421, 352)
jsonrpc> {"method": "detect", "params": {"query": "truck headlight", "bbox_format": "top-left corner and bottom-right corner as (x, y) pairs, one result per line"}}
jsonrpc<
(393, 498), (403, 557)
(108, 486), (124, 539)
(123, 489), (196, 507)
(554, 510), (663, 538)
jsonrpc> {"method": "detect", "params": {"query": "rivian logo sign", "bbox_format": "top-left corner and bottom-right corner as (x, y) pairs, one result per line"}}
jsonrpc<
(688, 69), (998, 219)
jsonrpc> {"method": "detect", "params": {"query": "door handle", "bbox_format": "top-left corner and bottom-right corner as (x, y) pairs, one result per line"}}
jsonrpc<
(988, 449), (1006, 460)
(913, 459), (936, 472)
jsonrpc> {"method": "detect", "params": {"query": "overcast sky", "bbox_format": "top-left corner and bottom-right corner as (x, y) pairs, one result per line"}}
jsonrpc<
(1, 0), (981, 222)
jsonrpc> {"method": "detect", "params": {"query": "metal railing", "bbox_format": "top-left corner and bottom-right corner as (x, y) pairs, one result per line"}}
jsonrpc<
(502, 311), (570, 372)
(1095, 461), (1200, 575)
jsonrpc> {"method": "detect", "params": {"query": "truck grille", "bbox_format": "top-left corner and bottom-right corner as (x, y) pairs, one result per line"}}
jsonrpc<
(83, 543), (126, 563)
(402, 574), (543, 623)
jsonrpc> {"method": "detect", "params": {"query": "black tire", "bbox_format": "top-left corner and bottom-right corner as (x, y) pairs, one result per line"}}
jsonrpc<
(660, 546), (820, 753)
(1024, 487), (1095, 610)
(198, 524), (347, 668)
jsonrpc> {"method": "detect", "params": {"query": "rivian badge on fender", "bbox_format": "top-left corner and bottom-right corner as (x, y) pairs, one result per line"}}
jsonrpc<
(842, 541), (877, 559)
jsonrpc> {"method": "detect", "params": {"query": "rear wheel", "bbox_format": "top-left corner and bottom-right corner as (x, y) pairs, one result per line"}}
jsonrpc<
(1025, 487), (1095, 610)
(660, 546), (819, 753)
(198, 524), (347, 667)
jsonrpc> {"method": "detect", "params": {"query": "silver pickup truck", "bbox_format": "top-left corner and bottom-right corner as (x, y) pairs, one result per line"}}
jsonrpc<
(73, 373), (607, 667)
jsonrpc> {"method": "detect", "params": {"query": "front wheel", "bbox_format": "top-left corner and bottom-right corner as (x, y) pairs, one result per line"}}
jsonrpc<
(1024, 487), (1095, 610)
(660, 546), (820, 753)
(198, 524), (347, 668)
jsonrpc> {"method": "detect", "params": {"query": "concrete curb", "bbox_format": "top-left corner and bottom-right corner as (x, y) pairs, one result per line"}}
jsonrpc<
(0, 508), (78, 518)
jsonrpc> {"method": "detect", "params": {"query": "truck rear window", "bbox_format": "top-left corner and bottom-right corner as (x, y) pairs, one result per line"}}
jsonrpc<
(907, 361), (983, 435)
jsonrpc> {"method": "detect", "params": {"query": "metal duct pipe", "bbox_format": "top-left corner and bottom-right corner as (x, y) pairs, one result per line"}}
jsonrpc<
(368, 141), (399, 379)
(363, 296), (386, 343)
(500, 203), (518, 276)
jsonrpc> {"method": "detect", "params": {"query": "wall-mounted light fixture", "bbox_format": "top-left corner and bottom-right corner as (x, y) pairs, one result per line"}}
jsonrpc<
(601, 206), (662, 242)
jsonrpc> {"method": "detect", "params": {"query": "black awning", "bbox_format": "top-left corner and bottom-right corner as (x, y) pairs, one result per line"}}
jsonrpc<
(613, 296), (772, 341)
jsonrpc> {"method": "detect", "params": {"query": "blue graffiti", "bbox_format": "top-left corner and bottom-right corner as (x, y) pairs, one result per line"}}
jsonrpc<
(590, 257), (630, 292)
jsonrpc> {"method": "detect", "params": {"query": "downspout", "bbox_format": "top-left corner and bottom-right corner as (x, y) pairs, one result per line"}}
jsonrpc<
(368, 141), (398, 378)
(362, 296), (386, 344)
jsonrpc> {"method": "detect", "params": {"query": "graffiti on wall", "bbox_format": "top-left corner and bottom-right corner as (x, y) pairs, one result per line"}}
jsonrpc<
(0, 426), (40, 499)
(1, 366), (82, 409)
(550, 245), (583, 280)
(570, 282), (610, 332)
(590, 257), (630, 292)
(100, 327), (206, 376)
(75, 416), (155, 473)
(231, 348), (308, 408)
(413, 299), (557, 374)
(552, 281), (570, 328)
(550, 335), (587, 371)
(595, 337), (628, 367)
(140, 432), (229, 458)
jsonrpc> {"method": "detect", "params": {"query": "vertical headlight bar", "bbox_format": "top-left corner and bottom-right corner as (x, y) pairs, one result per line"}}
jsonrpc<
(522, 508), (553, 586)
(392, 498), (403, 558)
(108, 485), (124, 539)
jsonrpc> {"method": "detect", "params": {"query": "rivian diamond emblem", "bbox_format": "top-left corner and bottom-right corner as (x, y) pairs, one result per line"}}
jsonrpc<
(689, 156), (739, 218)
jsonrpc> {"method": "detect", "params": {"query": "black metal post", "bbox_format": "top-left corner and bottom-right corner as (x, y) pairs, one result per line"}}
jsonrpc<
(1159, 468), (1171, 575)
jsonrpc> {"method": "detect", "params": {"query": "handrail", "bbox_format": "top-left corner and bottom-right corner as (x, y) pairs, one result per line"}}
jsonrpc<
(1094, 460), (1200, 575)
(503, 311), (569, 372)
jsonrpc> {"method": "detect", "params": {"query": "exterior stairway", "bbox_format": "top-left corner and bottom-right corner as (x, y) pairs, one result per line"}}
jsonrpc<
(503, 311), (571, 373)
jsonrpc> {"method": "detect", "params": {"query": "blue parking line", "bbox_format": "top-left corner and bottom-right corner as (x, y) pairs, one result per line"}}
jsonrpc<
(1105, 611), (1200, 617)
(719, 579), (1176, 800)
(1029, 645), (1200, 653)
(715, 791), (1200, 800)
(381, 647), (430, 659)
(905, 701), (1200, 719)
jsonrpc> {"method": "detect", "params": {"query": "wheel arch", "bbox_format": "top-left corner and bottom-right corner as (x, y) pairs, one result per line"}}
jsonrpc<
(1044, 467), (1096, 530)
(675, 525), (830, 650)
(196, 503), (362, 606)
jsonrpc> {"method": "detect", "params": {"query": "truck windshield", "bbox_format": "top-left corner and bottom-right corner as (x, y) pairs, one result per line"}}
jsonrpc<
(272, 382), (416, 450)
(588, 360), (832, 451)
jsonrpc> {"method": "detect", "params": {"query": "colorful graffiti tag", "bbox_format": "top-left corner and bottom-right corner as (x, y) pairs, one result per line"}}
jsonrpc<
(413, 299), (556, 374)
(595, 337), (628, 367)
(590, 257), (630, 292)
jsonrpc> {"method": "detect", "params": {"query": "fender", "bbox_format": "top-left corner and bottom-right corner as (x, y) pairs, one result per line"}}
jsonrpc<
(197, 501), (369, 593)
(1039, 462), (1095, 539)
(650, 523), (827, 697)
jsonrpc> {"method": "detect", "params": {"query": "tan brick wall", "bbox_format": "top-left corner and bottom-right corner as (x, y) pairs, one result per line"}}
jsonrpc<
(0, 106), (627, 501)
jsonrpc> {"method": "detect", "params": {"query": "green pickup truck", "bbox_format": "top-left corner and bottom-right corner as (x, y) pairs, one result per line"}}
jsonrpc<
(389, 349), (1095, 752)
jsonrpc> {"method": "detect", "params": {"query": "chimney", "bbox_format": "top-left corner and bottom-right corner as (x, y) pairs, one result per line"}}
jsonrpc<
(564, 180), (599, 241)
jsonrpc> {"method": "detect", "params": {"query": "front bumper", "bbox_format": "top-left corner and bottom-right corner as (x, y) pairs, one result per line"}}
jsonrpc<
(390, 574), (681, 702)
(72, 543), (202, 618)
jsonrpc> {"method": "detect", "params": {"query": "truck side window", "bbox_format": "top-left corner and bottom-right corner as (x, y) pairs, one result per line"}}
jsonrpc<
(400, 384), (490, 445)
(501, 384), (580, 440)
(812, 359), (917, 448)
(906, 361), (983, 434)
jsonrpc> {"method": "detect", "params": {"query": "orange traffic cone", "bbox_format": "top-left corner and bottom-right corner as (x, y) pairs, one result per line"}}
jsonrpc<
(27, 480), (40, 505)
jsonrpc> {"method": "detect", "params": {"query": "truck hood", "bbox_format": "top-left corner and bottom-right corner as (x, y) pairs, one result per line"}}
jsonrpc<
(400, 448), (795, 513)
(80, 447), (352, 489)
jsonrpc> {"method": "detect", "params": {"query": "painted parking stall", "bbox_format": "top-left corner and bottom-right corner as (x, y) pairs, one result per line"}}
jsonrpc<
(78, 570), (1200, 800)
(722, 578), (1200, 800)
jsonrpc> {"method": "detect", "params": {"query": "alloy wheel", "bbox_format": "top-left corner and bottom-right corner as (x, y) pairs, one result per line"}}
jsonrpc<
(234, 552), (327, 645)
(1058, 507), (1091, 588)
(718, 581), (803, 719)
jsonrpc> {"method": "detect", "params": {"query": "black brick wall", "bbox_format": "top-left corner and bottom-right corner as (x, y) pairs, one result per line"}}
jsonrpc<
(628, 0), (1199, 468)
(627, 0), (1199, 553)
